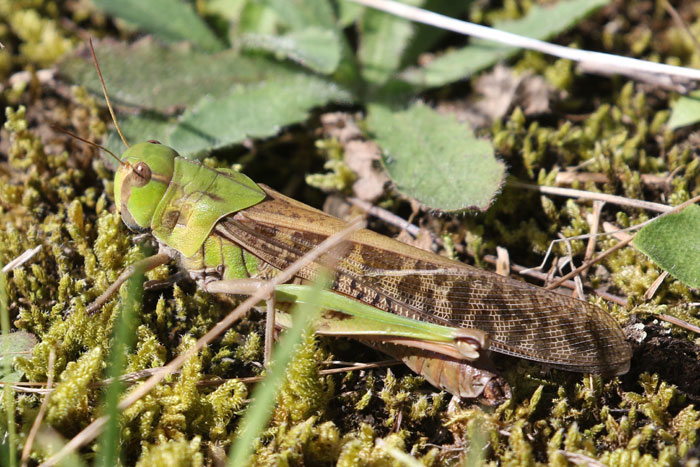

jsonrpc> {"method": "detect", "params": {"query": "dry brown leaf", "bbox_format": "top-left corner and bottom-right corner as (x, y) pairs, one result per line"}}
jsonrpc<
(321, 112), (389, 202)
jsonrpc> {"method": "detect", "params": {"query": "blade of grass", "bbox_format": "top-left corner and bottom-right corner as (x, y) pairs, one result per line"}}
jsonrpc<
(1, 260), (17, 467)
(227, 272), (331, 466)
(96, 254), (146, 467)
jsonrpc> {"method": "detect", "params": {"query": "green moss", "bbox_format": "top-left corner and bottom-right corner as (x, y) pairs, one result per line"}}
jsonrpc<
(305, 138), (357, 193)
(2, 4), (73, 68)
(272, 333), (332, 425)
(135, 436), (203, 467)
(3, 1), (700, 465)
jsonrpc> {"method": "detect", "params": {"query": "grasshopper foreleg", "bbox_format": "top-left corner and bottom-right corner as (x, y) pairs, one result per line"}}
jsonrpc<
(203, 279), (276, 367)
(87, 253), (171, 314)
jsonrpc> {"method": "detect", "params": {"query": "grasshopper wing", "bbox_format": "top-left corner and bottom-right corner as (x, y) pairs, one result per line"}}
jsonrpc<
(216, 186), (632, 375)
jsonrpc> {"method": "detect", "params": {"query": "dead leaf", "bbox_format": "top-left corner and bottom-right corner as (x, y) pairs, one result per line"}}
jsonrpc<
(321, 112), (389, 202)
(437, 65), (555, 129)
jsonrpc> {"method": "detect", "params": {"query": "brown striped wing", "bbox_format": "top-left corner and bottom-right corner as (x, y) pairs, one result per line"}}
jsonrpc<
(215, 186), (631, 375)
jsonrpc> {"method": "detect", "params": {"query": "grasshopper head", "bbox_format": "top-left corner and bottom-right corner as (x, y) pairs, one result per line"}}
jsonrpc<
(114, 141), (177, 232)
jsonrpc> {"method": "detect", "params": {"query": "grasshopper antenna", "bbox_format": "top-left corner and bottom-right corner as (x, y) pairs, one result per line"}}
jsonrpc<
(88, 37), (130, 148)
(51, 125), (127, 168)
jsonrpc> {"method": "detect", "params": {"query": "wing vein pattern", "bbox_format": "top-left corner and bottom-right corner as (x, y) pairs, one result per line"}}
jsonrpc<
(214, 188), (631, 374)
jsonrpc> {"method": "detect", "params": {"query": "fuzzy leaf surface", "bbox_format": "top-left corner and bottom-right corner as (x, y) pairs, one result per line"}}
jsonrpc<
(58, 39), (299, 113)
(634, 204), (700, 289)
(263, 0), (335, 29)
(92, 0), (224, 51)
(668, 92), (700, 130)
(358, 0), (422, 86)
(166, 75), (352, 157)
(367, 103), (504, 212)
(241, 28), (341, 74)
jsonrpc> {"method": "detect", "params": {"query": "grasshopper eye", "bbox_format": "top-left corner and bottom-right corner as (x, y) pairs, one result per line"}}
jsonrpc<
(132, 161), (152, 187)
(147, 140), (161, 144)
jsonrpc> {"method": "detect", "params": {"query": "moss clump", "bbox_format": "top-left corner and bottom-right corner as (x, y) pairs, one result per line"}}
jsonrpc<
(2, 0), (700, 465)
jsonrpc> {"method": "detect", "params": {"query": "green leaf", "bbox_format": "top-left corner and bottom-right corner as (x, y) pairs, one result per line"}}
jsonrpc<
(634, 204), (700, 289)
(667, 91), (700, 130)
(366, 103), (504, 212)
(58, 39), (298, 113)
(262, 0), (335, 29)
(337, 1), (364, 27)
(238, 1), (283, 35)
(168, 75), (352, 156)
(358, 0), (423, 86)
(402, 0), (609, 88)
(0, 331), (37, 383)
(241, 27), (341, 74)
(63, 40), (353, 159)
(205, 0), (248, 22)
(92, 0), (224, 52)
(399, 0), (473, 68)
(103, 112), (175, 162)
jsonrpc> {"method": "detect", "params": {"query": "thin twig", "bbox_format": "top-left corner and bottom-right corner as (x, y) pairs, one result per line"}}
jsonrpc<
(582, 201), (604, 278)
(558, 233), (584, 299)
(21, 348), (55, 466)
(512, 181), (672, 213)
(348, 197), (421, 237)
(0, 385), (50, 394)
(39, 217), (366, 467)
(347, 0), (700, 86)
(2, 246), (42, 273)
(602, 222), (634, 242)
(546, 235), (632, 291)
(644, 271), (668, 301)
(554, 171), (669, 189)
(657, 314), (700, 335)
(495, 246), (510, 277)
(558, 450), (606, 467)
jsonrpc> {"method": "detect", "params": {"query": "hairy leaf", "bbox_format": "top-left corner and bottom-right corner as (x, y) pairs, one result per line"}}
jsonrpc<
(92, 0), (224, 51)
(634, 204), (700, 289)
(58, 39), (300, 113)
(358, 0), (423, 86)
(263, 0), (335, 29)
(169, 75), (352, 156)
(667, 92), (700, 130)
(241, 28), (341, 74)
(367, 103), (504, 212)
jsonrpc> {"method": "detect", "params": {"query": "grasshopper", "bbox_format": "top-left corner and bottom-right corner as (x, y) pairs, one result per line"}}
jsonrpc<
(81, 41), (631, 404)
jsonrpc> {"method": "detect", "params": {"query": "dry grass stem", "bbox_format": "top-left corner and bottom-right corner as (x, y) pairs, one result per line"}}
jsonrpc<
(2, 246), (42, 274)
(644, 271), (669, 301)
(513, 182), (672, 213)
(20, 348), (55, 466)
(348, 0), (700, 84)
(657, 314), (700, 335)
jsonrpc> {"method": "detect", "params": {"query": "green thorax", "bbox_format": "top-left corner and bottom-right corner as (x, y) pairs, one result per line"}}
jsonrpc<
(114, 141), (266, 258)
(180, 234), (261, 283)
